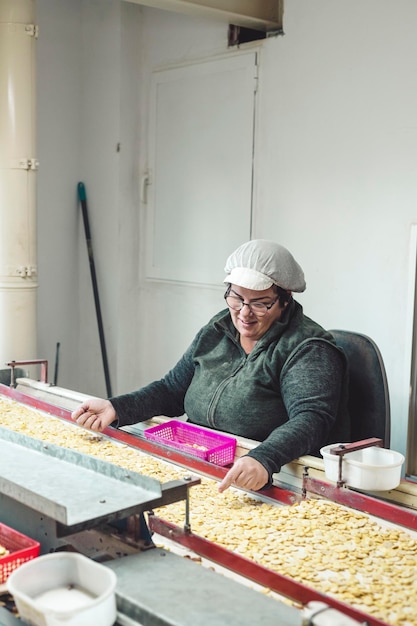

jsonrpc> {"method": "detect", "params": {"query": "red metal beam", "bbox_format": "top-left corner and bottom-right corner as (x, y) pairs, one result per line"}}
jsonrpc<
(148, 515), (391, 626)
(303, 475), (417, 530)
(0, 383), (72, 420)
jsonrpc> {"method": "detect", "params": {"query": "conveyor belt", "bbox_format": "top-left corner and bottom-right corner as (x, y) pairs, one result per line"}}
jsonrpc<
(1, 382), (416, 626)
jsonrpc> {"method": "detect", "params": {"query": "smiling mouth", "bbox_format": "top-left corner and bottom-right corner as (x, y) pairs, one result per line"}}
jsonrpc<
(239, 318), (256, 326)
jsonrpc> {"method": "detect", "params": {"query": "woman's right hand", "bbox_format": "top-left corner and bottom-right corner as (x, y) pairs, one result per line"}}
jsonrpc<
(71, 398), (116, 432)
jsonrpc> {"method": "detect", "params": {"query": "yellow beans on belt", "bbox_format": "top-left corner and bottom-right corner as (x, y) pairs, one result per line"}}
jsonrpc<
(1, 397), (417, 626)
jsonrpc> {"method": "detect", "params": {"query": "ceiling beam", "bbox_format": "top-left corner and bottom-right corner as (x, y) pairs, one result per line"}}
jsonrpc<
(124, 0), (283, 32)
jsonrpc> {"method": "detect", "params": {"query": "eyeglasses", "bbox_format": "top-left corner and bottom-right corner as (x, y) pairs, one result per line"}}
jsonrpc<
(224, 294), (278, 317)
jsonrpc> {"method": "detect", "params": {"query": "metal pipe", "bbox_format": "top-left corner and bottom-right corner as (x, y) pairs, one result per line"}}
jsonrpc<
(6, 359), (48, 385)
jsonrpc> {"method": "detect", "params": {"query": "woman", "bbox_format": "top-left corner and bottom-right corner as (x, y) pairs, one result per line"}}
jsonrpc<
(72, 239), (349, 492)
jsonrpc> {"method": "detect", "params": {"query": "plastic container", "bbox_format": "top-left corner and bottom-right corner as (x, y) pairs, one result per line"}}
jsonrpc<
(0, 523), (40, 584)
(145, 420), (237, 466)
(320, 443), (405, 491)
(7, 552), (117, 626)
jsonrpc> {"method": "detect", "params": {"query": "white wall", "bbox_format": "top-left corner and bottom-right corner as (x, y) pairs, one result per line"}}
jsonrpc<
(36, 0), (417, 461)
(37, 0), (83, 388)
(38, 0), (141, 396)
(253, 0), (417, 458)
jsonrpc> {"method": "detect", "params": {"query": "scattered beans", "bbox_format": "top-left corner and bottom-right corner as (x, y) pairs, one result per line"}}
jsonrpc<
(1, 397), (417, 625)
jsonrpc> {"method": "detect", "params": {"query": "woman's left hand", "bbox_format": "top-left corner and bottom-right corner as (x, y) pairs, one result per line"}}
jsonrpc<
(218, 456), (269, 493)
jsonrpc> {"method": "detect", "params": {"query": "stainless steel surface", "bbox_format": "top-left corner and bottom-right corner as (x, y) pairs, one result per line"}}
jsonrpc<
(0, 426), (162, 530)
(0, 426), (162, 528)
(105, 549), (301, 626)
(0, 606), (24, 626)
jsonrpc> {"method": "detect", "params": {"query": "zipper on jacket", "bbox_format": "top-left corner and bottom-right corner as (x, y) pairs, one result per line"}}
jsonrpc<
(206, 358), (246, 428)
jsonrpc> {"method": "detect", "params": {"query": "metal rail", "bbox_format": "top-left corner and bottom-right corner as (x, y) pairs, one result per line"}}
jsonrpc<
(5, 360), (48, 385)
(303, 473), (417, 531)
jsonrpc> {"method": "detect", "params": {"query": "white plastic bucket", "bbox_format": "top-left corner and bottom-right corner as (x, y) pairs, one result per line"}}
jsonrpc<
(320, 443), (404, 491)
(7, 552), (117, 626)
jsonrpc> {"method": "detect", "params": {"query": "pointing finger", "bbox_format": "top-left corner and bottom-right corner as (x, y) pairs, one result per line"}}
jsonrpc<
(218, 468), (238, 493)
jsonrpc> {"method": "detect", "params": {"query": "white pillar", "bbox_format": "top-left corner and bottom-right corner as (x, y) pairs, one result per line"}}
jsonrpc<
(0, 0), (38, 364)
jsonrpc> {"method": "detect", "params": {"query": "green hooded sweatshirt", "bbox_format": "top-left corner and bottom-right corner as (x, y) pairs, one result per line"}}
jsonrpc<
(111, 300), (350, 479)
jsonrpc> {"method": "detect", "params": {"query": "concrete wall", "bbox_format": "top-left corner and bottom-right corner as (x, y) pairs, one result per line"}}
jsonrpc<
(36, 0), (417, 460)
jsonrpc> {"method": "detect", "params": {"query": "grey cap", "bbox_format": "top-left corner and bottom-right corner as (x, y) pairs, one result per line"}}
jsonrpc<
(224, 239), (306, 292)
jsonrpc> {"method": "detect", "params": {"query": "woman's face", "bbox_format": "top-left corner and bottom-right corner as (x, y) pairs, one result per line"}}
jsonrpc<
(227, 284), (287, 343)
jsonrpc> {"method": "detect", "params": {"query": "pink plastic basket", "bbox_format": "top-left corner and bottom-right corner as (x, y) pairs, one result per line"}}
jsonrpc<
(144, 421), (236, 466)
(0, 523), (40, 584)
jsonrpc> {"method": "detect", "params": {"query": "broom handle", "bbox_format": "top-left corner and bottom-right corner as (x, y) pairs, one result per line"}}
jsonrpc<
(78, 182), (112, 397)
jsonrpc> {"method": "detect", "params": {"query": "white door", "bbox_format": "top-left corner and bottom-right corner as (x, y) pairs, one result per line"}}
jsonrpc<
(145, 52), (258, 286)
